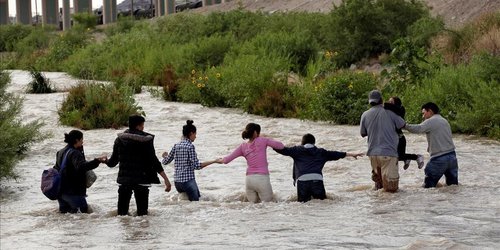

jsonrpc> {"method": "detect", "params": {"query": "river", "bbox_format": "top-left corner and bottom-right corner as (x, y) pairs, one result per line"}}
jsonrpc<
(1, 70), (499, 249)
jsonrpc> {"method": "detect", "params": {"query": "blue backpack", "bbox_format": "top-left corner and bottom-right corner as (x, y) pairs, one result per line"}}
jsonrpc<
(41, 149), (72, 200)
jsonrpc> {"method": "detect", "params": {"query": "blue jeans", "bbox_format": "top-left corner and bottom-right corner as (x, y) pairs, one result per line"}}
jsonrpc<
(58, 194), (88, 213)
(175, 179), (200, 201)
(424, 151), (458, 188)
(297, 180), (326, 202)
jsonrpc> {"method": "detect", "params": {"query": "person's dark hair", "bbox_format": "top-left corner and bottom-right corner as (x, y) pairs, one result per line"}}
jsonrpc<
(64, 130), (83, 145)
(129, 115), (145, 130)
(242, 123), (261, 140)
(391, 96), (402, 107)
(182, 120), (197, 137)
(301, 133), (315, 145)
(421, 102), (440, 114)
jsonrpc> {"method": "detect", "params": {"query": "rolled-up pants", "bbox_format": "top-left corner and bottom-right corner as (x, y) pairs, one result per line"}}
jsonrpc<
(370, 156), (399, 192)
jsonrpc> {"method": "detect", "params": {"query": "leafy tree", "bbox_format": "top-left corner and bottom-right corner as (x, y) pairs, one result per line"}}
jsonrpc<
(0, 70), (46, 180)
(324, 0), (432, 66)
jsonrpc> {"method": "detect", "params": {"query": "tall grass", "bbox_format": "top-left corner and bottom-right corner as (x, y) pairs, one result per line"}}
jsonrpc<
(433, 11), (500, 64)
(26, 67), (55, 93)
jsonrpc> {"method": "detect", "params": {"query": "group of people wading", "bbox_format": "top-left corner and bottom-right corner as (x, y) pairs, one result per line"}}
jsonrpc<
(52, 89), (458, 215)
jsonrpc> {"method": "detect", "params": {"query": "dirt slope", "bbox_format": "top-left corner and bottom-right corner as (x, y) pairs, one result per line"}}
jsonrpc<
(192, 0), (500, 28)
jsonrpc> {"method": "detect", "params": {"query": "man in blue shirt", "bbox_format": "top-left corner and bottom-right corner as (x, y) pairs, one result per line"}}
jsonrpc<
(275, 134), (363, 202)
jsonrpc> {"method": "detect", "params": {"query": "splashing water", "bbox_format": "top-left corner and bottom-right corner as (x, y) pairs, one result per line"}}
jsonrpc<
(1, 70), (499, 249)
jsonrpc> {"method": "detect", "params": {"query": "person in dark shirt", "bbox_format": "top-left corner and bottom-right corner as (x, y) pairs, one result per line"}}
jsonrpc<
(275, 134), (363, 202)
(106, 115), (171, 216)
(55, 130), (107, 213)
(384, 96), (424, 170)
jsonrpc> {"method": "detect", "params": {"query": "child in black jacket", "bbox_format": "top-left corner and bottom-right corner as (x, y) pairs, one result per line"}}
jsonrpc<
(384, 96), (424, 170)
(275, 134), (363, 202)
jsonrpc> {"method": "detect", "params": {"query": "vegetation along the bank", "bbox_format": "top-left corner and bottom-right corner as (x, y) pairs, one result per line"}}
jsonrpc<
(0, 70), (46, 180)
(0, 0), (499, 140)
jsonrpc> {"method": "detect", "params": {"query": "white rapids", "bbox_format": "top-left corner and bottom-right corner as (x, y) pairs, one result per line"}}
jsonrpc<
(1, 70), (499, 249)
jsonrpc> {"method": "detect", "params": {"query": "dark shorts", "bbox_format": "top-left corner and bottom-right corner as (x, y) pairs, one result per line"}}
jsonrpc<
(424, 151), (458, 188)
(175, 179), (200, 201)
(297, 180), (326, 202)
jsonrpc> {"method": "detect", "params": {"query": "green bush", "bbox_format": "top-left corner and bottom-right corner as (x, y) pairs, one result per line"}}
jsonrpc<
(217, 54), (290, 115)
(155, 13), (208, 43)
(382, 37), (438, 93)
(305, 70), (379, 124)
(324, 0), (432, 66)
(64, 42), (109, 79)
(58, 82), (143, 129)
(14, 27), (52, 57)
(192, 68), (226, 107)
(104, 16), (138, 36)
(40, 28), (90, 71)
(176, 77), (203, 104)
(407, 16), (445, 48)
(0, 70), (45, 180)
(26, 67), (55, 93)
(186, 34), (235, 70)
(473, 53), (500, 83)
(200, 10), (265, 42)
(72, 13), (98, 30)
(455, 80), (500, 139)
(236, 31), (319, 75)
(0, 25), (33, 52)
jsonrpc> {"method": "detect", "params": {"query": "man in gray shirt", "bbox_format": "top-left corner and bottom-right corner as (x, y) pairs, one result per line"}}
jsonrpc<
(405, 102), (458, 188)
(360, 90), (406, 192)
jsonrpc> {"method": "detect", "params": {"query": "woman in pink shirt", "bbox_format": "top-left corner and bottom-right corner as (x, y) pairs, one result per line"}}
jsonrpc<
(217, 123), (284, 202)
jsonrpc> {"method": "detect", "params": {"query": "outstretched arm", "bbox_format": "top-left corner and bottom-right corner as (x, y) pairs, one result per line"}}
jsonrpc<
(345, 152), (364, 159)
(274, 146), (294, 156)
(221, 145), (243, 164)
(106, 138), (121, 167)
(201, 159), (220, 168)
(405, 119), (431, 134)
(265, 137), (285, 150)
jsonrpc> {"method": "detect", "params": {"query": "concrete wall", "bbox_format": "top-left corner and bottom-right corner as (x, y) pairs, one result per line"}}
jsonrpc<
(16, 0), (32, 24)
(62, 0), (70, 30)
(42, 0), (59, 25)
(156, 0), (165, 16)
(166, 0), (175, 14)
(0, 0), (8, 24)
(73, 0), (92, 13)
(103, 0), (117, 24)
